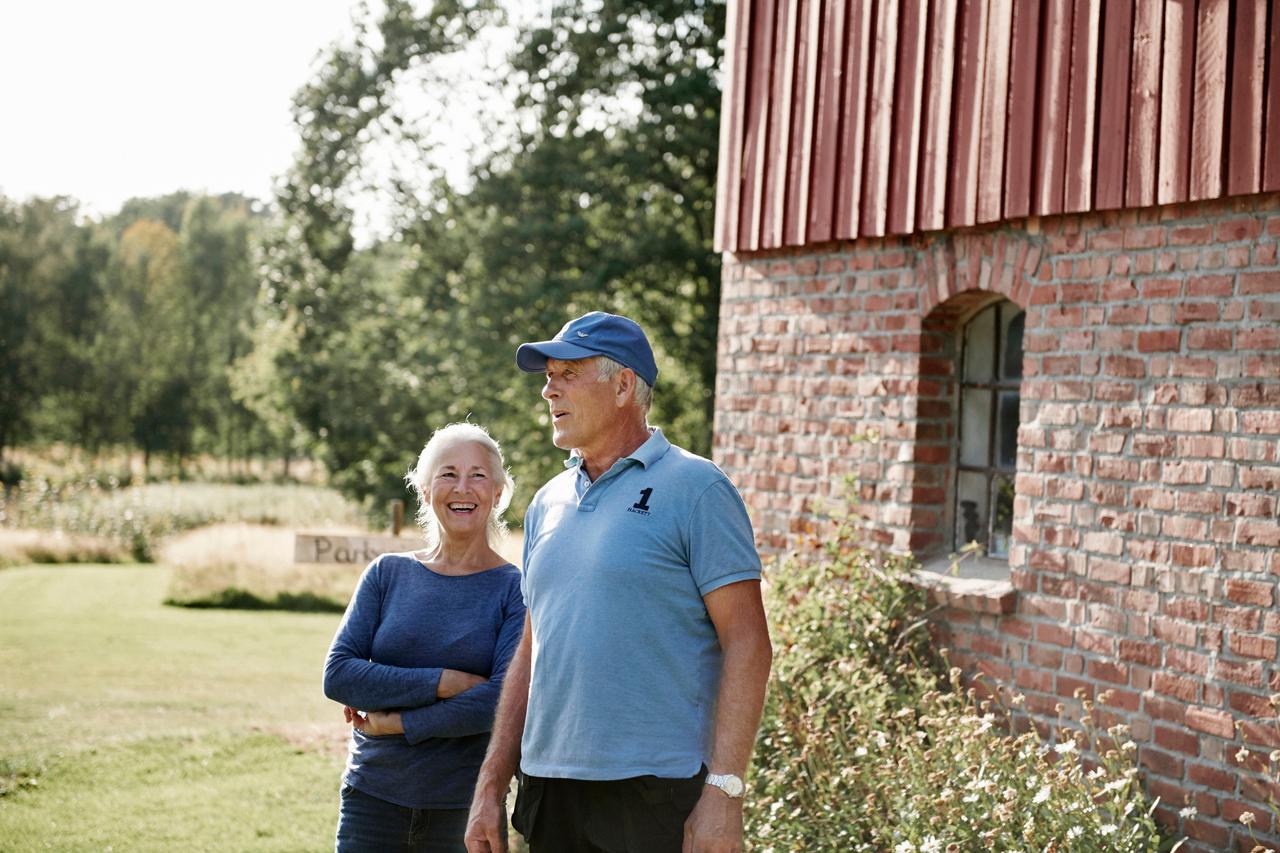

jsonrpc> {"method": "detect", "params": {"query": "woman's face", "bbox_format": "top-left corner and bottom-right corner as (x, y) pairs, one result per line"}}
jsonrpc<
(427, 440), (502, 542)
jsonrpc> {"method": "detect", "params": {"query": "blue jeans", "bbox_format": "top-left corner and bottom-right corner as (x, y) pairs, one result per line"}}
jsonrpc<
(336, 784), (469, 853)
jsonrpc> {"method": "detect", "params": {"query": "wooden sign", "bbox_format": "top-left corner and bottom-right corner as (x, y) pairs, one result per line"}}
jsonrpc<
(294, 532), (423, 564)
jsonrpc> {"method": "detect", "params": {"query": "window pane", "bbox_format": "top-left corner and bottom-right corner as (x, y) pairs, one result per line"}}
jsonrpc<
(997, 391), (1020, 469)
(989, 476), (1015, 558)
(963, 305), (996, 382)
(1001, 308), (1025, 379)
(956, 471), (989, 548)
(960, 388), (992, 467)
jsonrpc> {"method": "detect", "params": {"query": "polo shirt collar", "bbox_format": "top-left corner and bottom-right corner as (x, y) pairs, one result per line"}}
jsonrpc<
(563, 427), (672, 471)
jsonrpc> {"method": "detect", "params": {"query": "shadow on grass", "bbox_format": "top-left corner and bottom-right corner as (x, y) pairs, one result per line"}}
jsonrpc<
(165, 587), (346, 614)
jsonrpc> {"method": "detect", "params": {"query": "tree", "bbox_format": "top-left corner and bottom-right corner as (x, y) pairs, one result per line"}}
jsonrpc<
(255, 0), (726, 514)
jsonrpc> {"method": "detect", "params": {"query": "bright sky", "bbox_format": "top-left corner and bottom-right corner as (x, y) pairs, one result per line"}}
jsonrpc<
(0, 0), (364, 217)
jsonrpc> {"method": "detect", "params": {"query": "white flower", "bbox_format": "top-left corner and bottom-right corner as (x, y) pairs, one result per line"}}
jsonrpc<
(875, 731), (889, 749)
(920, 837), (942, 853)
(1240, 812), (1257, 827)
(1179, 806), (1197, 818)
(1033, 786), (1051, 804)
(1066, 827), (1083, 840)
(1100, 824), (1117, 836)
(1236, 748), (1250, 762)
(855, 746), (868, 757)
(894, 842), (915, 853)
(1054, 740), (1077, 756)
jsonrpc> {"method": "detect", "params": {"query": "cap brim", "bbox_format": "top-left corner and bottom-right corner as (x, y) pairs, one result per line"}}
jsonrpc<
(515, 340), (602, 373)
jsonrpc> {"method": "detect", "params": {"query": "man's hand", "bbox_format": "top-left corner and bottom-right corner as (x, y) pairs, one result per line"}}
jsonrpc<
(682, 788), (743, 853)
(464, 789), (507, 853)
(438, 669), (487, 699)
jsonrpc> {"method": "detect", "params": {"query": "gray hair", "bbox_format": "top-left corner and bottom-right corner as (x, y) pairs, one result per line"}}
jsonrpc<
(403, 422), (515, 551)
(595, 356), (653, 413)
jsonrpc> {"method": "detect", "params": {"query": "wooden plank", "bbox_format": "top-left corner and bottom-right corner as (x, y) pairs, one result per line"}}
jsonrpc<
(1094, 0), (1134, 210)
(1158, 0), (1196, 204)
(976, 0), (1013, 223)
(888, 0), (929, 234)
(785, 0), (819, 246)
(808, 0), (845, 243)
(1190, 0), (1229, 199)
(1003, 0), (1041, 219)
(1227, 0), (1267, 195)
(835, 0), (875, 239)
(917, 0), (958, 231)
(1124, 0), (1162, 207)
(763, 0), (796, 248)
(1267, 0), (1280, 190)
(1035, 0), (1074, 214)
(1064, 0), (1101, 211)
(294, 533), (423, 564)
(740, 0), (779, 251)
(948, 0), (990, 227)
(860, 0), (900, 236)
(714, 0), (751, 253)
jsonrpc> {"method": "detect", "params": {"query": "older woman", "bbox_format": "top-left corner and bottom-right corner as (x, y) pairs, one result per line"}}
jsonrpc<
(323, 423), (525, 853)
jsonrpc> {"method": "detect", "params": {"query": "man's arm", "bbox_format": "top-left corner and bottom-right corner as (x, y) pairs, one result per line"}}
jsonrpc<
(684, 579), (772, 853)
(465, 618), (533, 853)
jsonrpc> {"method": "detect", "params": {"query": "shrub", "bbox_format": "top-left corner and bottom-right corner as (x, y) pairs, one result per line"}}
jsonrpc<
(748, 512), (1181, 852)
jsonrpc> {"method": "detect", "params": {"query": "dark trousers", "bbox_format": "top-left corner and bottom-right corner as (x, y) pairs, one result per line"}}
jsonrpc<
(512, 768), (707, 853)
(335, 783), (469, 853)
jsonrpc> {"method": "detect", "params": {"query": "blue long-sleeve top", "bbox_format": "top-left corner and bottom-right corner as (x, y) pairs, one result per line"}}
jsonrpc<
(323, 553), (525, 809)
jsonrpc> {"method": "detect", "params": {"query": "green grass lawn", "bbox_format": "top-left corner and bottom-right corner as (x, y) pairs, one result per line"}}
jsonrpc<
(0, 564), (349, 851)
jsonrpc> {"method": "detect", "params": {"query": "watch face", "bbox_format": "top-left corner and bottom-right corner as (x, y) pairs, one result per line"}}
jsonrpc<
(724, 775), (744, 797)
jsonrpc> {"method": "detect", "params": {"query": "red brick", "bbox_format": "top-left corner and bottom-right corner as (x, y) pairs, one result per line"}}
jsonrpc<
(1239, 271), (1280, 294)
(1185, 706), (1235, 738)
(1139, 329), (1182, 352)
(1187, 327), (1233, 350)
(1154, 724), (1201, 755)
(1225, 579), (1274, 607)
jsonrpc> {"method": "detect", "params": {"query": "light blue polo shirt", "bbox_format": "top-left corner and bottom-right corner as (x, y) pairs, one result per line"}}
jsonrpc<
(519, 428), (762, 780)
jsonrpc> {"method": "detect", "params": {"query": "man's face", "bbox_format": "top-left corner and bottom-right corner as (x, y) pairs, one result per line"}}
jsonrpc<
(542, 357), (618, 452)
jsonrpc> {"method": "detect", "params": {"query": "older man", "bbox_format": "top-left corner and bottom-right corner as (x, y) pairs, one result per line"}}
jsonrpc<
(464, 312), (772, 853)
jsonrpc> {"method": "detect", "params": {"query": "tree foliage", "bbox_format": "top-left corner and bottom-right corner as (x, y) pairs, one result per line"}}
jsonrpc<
(255, 0), (726, 515)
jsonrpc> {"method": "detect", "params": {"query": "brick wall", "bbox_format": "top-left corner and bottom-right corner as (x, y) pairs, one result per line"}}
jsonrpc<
(714, 192), (1280, 850)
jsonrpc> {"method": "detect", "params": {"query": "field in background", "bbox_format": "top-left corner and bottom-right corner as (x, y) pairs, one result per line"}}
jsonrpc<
(0, 564), (346, 852)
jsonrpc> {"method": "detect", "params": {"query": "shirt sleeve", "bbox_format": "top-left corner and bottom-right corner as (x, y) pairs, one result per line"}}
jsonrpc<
(322, 558), (444, 710)
(400, 578), (528, 744)
(520, 501), (540, 606)
(686, 477), (763, 597)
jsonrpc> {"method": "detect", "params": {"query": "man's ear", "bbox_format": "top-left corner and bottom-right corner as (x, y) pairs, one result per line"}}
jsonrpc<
(614, 368), (636, 407)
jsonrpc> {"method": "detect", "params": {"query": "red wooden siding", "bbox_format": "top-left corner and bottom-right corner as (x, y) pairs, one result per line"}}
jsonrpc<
(715, 0), (1280, 252)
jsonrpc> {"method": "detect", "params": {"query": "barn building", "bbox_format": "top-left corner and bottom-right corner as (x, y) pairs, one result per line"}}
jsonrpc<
(710, 0), (1280, 848)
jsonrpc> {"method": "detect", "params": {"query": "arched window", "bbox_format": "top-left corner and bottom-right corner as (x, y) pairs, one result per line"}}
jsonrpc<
(955, 300), (1024, 558)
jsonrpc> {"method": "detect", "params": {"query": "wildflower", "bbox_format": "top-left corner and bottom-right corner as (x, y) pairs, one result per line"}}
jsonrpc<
(1066, 827), (1083, 840)
(1237, 748), (1250, 762)
(1240, 812), (1257, 827)
(894, 842), (915, 853)
(855, 746), (868, 757)
(1033, 786), (1051, 805)
(920, 837), (942, 853)
(1100, 824), (1117, 836)
(1054, 740), (1077, 756)
(1179, 806), (1197, 819)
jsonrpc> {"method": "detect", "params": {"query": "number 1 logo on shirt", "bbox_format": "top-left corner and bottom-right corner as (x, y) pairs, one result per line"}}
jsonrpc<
(629, 487), (653, 515)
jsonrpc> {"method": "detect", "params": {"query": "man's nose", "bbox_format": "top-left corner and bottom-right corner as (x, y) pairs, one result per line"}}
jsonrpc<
(542, 378), (557, 400)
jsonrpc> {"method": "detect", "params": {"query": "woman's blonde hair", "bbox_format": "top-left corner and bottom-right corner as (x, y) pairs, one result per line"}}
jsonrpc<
(403, 422), (515, 551)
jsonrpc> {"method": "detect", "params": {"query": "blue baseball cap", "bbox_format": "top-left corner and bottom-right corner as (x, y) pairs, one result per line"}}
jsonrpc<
(516, 312), (659, 386)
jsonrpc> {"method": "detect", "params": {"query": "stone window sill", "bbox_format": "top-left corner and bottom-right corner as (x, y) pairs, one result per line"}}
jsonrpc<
(911, 555), (1017, 615)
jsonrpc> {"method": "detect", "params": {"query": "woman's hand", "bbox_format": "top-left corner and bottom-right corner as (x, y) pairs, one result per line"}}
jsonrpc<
(437, 669), (486, 699)
(346, 706), (404, 737)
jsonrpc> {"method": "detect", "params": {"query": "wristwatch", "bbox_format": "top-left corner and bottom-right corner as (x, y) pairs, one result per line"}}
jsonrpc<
(704, 772), (745, 798)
